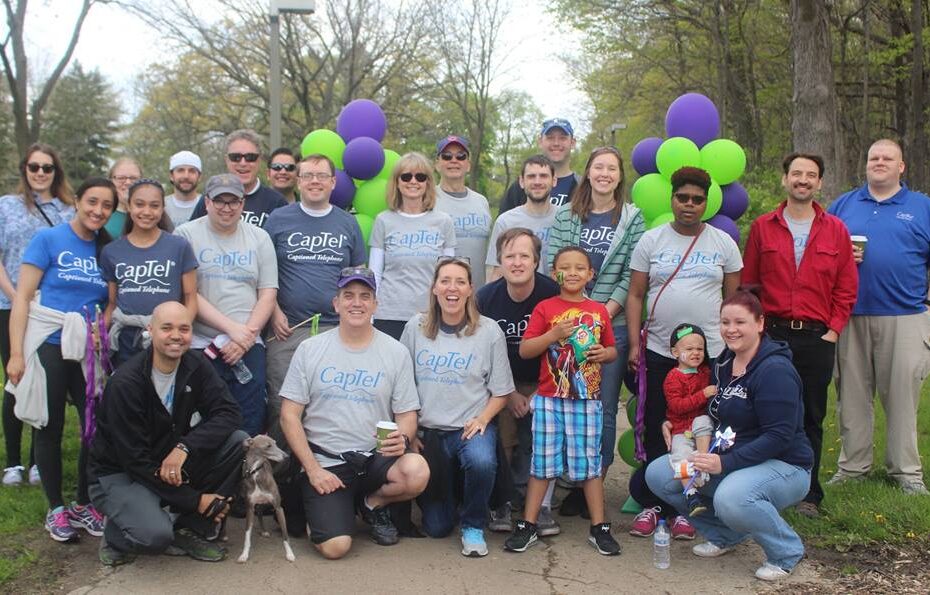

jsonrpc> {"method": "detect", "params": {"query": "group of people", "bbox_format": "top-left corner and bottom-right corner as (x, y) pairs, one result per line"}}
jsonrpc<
(0, 116), (928, 582)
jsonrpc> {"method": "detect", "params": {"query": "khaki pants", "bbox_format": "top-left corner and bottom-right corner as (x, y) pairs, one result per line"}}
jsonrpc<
(265, 324), (336, 440)
(835, 312), (930, 482)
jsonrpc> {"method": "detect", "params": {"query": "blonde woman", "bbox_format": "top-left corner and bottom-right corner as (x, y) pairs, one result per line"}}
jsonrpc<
(369, 152), (456, 339)
(400, 257), (513, 557)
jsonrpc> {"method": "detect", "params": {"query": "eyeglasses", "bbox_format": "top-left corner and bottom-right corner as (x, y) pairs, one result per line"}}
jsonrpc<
(436, 255), (471, 266)
(26, 163), (55, 174)
(270, 163), (297, 172)
(399, 172), (430, 183)
(211, 197), (244, 209)
(297, 172), (333, 181)
(673, 192), (707, 205)
(440, 152), (468, 162)
(227, 152), (260, 163)
(112, 175), (140, 184)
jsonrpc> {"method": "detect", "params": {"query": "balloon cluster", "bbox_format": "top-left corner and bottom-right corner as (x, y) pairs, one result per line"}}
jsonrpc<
(629, 93), (749, 243)
(299, 99), (400, 244)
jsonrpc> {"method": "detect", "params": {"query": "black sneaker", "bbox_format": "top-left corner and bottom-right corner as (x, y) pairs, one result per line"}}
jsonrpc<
(361, 504), (399, 546)
(504, 520), (538, 552)
(172, 528), (227, 562)
(98, 540), (135, 567)
(687, 492), (708, 517)
(588, 522), (621, 556)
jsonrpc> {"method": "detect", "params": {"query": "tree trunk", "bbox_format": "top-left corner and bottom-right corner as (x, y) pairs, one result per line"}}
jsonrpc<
(905, 0), (927, 190)
(790, 0), (847, 200)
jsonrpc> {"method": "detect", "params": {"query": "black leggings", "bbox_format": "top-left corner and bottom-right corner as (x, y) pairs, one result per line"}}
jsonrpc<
(1, 308), (34, 469)
(35, 342), (89, 509)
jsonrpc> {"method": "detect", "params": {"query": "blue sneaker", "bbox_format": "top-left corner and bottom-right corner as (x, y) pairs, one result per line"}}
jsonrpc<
(67, 502), (105, 537)
(461, 526), (488, 557)
(46, 507), (79, 542)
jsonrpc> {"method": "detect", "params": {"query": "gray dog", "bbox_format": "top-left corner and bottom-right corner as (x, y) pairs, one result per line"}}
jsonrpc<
(236, 434), (295, 563)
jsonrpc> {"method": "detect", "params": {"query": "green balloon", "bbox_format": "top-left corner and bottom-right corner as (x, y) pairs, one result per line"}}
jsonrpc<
(656, 136), (701, 179)
(353, 179), (389, 218)
(648, 212), (675, 229)
(700, 139), (746, 185)
(617, 429), (641, 468)
(375, 149), (401, 181)
(300, 129), (346, 170)
(354, 213), (374, 245)
(626, 397), (637, 426)
(702, 181), (723, 221)
(631, 173), (672, 221)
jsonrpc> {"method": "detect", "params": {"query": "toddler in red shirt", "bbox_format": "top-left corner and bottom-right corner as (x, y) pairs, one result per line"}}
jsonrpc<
(664, 323), (716, 516)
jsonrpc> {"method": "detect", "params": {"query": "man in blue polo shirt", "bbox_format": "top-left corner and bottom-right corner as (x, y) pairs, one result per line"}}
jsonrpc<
(827, 138), (930, 495)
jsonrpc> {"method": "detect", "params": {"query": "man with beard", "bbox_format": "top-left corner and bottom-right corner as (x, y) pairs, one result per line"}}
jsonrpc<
(165, 151), (203, 227)
(486, 155), (559, 283)
(499, 119), (578, 214)
(742, 152), (858, 516)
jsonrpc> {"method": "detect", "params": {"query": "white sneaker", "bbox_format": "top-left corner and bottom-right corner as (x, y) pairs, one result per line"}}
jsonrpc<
(3, 466), (25, 486)
(28, 465), (40, 486)
(692, 541), (734, 558)
(461, 527), (488, 557)
(755, 562), (792, 581)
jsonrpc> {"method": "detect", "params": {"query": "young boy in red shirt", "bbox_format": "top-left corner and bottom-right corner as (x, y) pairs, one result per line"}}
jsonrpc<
(504, 246), (620, 556)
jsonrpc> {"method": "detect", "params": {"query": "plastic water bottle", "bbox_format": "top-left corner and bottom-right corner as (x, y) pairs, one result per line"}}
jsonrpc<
(204, 334), (253, 384)
(653, 519), (670, 569)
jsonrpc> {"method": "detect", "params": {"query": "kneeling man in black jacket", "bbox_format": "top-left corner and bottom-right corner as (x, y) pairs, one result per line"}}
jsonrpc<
(88, 301), (247, 566)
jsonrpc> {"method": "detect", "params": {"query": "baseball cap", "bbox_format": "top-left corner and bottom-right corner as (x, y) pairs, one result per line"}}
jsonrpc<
(204, 173), (245, 200)
(541, 118), (574, 137)
(436, 135), (470, 156)
(337, 266), (377, 292)
(669, 323), (707, 351)
(169, 150), (202, 172)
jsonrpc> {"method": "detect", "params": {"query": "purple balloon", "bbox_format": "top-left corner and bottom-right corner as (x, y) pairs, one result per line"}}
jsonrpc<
(719, 182), (749, 220)
(342, 137), (385, 181)
(330, 169), (356, 210)
(631, 137), (663, 176)
(708, 214), (740, 244)
(336, 99), (387, 143)
(665, 93), (720, 148)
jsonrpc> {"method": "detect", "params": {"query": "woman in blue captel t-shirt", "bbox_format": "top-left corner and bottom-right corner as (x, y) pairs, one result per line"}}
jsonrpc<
(6, 177), (116, 543)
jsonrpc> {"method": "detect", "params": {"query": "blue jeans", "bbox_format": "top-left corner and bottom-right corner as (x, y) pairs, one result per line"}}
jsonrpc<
(645, 454), (810, 570)
(418, 425), (498, 537)
(207, 344), (267, 436)
(599, 322), (628, 472)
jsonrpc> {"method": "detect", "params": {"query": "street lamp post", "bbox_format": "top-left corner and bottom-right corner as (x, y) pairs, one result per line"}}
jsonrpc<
(269, 0), (316, 149)
(609, 122), (627, 147)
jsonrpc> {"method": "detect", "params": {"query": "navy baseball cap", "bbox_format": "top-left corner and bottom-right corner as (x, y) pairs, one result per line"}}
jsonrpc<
(541, 118), (574, 137)
(337, 266), (377, 292)
(436, 135), (470, 155)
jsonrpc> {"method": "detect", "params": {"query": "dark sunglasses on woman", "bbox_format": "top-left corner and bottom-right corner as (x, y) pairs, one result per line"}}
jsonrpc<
(269, 163), (296, 172)
(26, 163), (55, 174)
(673, 192), (707, 205)
(399, 172), (430, 183)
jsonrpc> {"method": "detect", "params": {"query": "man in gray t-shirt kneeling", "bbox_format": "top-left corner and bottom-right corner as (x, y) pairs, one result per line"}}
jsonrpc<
(278, 266), (429, 560)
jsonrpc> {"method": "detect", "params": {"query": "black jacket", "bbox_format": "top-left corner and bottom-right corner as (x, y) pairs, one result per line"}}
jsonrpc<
(88, 347), (242, 512)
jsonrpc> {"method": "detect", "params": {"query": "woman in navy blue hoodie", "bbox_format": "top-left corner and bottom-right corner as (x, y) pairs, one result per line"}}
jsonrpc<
(645, 286), (813, 582)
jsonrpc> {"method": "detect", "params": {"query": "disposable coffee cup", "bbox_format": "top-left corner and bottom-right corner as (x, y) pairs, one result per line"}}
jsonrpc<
(376, 421), (398, 449)
(850, 235), (868, 256)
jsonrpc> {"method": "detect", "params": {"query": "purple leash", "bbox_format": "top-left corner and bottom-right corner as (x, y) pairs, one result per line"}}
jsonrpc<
(82, 306), (112, 446)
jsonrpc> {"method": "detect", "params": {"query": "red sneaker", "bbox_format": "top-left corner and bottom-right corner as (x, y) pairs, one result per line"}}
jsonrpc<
(628, 507), (660, 537)
(670, 515), (696, 540)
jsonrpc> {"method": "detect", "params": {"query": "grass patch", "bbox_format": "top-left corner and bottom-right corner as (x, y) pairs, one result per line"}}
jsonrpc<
(0, 545), (37, 584)
(786, 382), (930, 549)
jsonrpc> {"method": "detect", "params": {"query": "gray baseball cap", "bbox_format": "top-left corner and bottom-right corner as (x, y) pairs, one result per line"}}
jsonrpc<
(204, 173), (244, 200)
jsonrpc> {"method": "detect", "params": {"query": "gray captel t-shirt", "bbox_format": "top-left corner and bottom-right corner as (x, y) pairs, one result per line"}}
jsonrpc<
(436, 187), (492, 288)
(279, 329), (420, 468)
(486, 203), (557, 274)
(400, 314), (514, 431)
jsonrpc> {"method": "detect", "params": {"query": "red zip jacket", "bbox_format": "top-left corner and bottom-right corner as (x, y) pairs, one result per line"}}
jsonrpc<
(664, 365), (712, 436)
(742, 201), (858, 334)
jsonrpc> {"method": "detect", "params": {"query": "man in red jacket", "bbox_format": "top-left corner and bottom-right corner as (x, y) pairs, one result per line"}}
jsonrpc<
(742, 153), (858, 517)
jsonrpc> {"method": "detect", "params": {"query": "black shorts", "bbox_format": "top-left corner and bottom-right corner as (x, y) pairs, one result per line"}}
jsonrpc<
(300, 453), (398, 544)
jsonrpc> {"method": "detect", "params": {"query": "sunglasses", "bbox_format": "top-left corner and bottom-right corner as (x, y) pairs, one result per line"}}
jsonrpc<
(399, 172), (430, 183)
(228, 152), (260, 163)
(26, 163), (55, 174)
(211, 197), (244, 209)
(270, 163), (297, 172)
(440, 152), (468, 162)
(673, 192), (707, 205)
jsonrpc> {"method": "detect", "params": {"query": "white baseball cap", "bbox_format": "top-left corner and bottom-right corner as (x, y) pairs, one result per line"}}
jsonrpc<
(169, 150), (202, 172)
